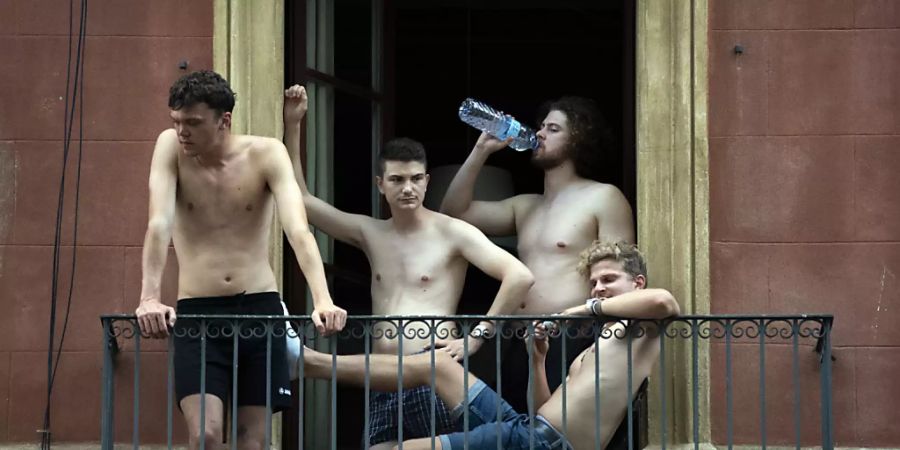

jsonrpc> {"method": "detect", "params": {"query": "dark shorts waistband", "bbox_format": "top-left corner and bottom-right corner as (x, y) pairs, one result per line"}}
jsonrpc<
(176, 291), (281, 311)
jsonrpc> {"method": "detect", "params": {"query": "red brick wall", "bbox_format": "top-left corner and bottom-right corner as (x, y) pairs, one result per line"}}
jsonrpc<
(0, 0), (212, 443)
(709, 0), (900, 447)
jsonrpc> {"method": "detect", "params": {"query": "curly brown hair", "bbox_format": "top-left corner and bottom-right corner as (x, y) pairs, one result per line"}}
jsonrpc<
(536, 96), (614, 178)
(577, 240), (647, 282)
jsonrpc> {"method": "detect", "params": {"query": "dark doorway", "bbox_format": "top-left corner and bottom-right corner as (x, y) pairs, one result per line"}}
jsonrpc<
(284, 1), (634, 448)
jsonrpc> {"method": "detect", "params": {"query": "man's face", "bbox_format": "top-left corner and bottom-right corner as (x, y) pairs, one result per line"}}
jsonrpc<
(533, 109), (572, 170)
(169, 103), (230, 157)
(376, 160), (429, 211)
(588, 259), (646, 299)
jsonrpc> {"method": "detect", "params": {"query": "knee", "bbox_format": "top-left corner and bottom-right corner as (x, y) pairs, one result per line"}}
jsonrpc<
(236, 425), (265, 450)
(189, 426), (222, 449)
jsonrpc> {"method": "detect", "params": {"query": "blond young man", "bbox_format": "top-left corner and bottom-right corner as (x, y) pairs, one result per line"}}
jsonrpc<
(304, 241), (679, 449)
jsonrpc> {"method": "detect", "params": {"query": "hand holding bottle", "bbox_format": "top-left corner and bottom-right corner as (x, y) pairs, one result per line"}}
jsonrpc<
(473, 131), (514, 155)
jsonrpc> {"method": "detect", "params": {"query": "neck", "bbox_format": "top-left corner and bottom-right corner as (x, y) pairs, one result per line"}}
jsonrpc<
(195, 133), (232, 167)
(389, 205), (429, 230)
(542, 159), (579, 196)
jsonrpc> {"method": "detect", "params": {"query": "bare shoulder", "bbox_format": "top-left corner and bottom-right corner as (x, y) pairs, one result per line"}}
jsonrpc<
(151, 129), (180, 165)
(435, 211), (483, 237)
(154, 129), (180, 151)
(242, 135), (286, 155)
(581, 181), (629, 209)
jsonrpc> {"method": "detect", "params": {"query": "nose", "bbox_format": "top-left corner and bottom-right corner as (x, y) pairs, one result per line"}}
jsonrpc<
(591, 280), (606, 297)
(536, 129), (546, 140)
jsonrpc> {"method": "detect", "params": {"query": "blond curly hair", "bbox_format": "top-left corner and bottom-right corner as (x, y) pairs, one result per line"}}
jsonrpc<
(576, 241), (647, 281)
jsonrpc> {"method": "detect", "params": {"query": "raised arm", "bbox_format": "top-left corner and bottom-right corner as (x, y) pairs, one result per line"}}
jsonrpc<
(284, 84), (369, 248)
(432, 219), (535, 359)
(136, 129), (179, 339)
(264, 138), (347, 335)
(439, 132), (521, 236)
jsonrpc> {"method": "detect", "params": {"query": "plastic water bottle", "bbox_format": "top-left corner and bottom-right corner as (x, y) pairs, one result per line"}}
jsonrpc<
(458, 98), (539, 151)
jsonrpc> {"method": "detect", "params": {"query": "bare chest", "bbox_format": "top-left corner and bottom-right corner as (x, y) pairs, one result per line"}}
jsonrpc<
(518, 202), (597, 256)
(365, 231), (464, 290)
(175, 164), (271, 229)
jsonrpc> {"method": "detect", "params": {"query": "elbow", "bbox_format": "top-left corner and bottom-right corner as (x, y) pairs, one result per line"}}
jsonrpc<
(507, 266), (534, 292)
(519, 269), (535, 291)
(285, 225), (314, 248)
(439, 198), (464, 218)
(145, 216), (173, 238)
(652, 290), (680, 318)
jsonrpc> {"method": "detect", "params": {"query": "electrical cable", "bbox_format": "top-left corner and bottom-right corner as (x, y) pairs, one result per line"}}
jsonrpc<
(41, 0), (87, 447)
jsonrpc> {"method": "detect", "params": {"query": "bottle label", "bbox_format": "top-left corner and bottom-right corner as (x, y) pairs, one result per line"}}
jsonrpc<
(503, 119), (521, 140)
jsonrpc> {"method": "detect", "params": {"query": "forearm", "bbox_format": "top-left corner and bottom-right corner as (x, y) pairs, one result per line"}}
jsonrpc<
(139, 224), (171, 303)
(439, 148), (489, 216)
(531, 355), (552, 408)
(284, 122), (309, 194)
(484, 269), (534, 323)
(288, 228), (334, 308)
(597, 289), (679, 319)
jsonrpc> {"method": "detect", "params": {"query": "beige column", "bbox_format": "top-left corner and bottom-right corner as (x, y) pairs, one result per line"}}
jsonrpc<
(213, 0), (286, 290)
(213, 1), (286, 447)
(636, 0), (711, 447)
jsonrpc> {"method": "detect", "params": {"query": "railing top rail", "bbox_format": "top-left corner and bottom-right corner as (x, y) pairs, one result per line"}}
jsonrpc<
(100, 313), (834, 321)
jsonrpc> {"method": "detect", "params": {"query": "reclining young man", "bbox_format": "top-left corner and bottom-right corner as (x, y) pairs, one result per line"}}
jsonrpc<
(303, 241), (679, 449)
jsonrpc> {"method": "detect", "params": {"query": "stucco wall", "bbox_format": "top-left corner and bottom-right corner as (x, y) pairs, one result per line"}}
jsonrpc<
(709, 0), (900, 446)
(0, 0), (213, 443)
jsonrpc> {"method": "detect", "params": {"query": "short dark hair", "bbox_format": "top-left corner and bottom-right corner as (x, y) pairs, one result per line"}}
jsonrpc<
(168, 70), (236, 115)
(377, 137), (427, 174)
(537, 96), (613, 179)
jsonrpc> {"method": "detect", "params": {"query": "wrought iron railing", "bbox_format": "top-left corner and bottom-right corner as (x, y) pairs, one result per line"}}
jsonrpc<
(99, 314), (834, 450)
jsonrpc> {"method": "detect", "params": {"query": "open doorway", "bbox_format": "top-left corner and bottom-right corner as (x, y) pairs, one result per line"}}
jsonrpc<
(283, 1), (634, 448)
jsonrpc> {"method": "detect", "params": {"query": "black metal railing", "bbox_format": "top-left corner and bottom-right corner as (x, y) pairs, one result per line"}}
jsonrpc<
(99, 314), (834, 450)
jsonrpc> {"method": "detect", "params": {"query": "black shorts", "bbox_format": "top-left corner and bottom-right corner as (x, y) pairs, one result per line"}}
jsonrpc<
(174, 291), (292, 412)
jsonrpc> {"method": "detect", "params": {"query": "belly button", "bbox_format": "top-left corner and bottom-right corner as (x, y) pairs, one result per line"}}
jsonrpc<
(556, 241), (567, 248)
(187, 202), (194, 211)
(375, 274), (381, 282)
(245, 204), (253, 211)
(225, 276), (232, 282)
(520, 302), (527, 309)
(421, 275), (430, 282)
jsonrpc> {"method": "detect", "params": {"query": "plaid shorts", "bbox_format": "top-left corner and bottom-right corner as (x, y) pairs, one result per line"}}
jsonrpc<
(367, 385), (456, 445)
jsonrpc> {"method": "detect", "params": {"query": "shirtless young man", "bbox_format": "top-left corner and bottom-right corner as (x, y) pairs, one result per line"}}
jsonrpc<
(304, 241), (679, 449)
(283, 85), (534, 448)
(440, 97), (635, 411)
(135, 71), (347, 450)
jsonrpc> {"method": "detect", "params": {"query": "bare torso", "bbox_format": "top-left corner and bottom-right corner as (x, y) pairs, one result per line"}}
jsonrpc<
(516, 181), (628, 314)
(172, 134), (279, 299)
(538, 323), (661, 450)
(359, 211), (469, 354)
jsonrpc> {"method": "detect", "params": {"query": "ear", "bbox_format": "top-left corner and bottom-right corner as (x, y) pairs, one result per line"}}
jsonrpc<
(423, 173), (430, 190)
(633, 274), (647, 290)
(375, 176), (384, 194)
(220, 112), (232, 130)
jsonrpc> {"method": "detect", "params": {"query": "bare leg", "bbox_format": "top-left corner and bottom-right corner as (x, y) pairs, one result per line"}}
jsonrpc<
(235, 406), (267, 450)
(180, 394), (225, 450)
(304, 347), (475, 409)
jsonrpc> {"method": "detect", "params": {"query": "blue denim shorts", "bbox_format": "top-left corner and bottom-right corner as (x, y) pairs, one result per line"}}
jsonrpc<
(438, 380), (573, 450)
